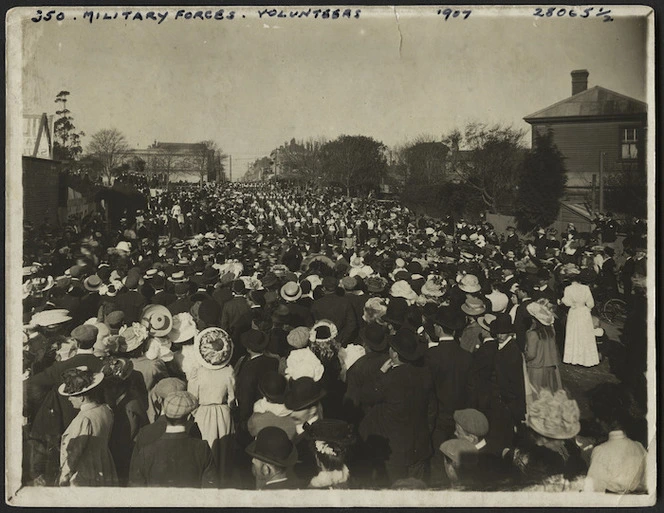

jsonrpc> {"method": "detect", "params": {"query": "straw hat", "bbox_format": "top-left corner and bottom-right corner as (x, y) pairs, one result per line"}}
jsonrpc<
(194, 327), (233, 369)
(58, 367), (104, 397)
(458, 274), (481, 293)
(526, 300), (555, 326)
(461, 296), (486, 316)
(168, 312), (198, 343)
(526, 389), (581, 439)
(141, 304), (174, 337)
(30, 309), (72, 327)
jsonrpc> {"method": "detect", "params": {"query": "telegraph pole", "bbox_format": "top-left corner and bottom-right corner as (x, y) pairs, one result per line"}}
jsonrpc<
(599, 151), (605, 213)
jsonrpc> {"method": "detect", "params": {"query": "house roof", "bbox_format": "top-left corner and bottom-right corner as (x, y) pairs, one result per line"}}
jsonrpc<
(152, 142), (208, 153)
(524, 86), (647, 123)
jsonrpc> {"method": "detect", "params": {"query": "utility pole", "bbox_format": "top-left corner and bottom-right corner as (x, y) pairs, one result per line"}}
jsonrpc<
(599, 151), (605, 213)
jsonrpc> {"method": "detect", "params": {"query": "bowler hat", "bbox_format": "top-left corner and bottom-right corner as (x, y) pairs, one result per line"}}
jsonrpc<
(246, 426), (298, 468)
(360, 323), (388, 352)
(258, 371), (288, 403)
(489, 313), (514, 336)
(284, 377), (326, 411)
(241, 329), (269, 352)
(435, 306), (466, 332)
(388, 328), (426, 362)
(383, 297), (409, 326)
(322, 276), (338, 292)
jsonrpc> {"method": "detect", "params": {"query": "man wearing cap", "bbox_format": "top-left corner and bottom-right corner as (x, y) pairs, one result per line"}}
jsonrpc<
(133, 378), (203, 453)
(150, 275), (176, 307)
(247, 426), (300, 490)
(129, 391), (216, 488)
(25, 324), (104, 485)
(311, 276), (357, 346)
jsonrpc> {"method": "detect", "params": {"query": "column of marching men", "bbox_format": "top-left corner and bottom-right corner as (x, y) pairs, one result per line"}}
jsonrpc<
(21, 181), (649, 492)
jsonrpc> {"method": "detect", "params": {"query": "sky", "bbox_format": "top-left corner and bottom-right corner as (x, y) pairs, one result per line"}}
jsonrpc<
(16, 6), (651, 179)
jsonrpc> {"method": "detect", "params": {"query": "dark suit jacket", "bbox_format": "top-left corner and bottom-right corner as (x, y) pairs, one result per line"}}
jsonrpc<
(133, 415), (202, 454)
(151, 290), (177, 307)
(311, 293), (357, 346)
(466, 339), (498, 416)
(27, 353), (103, 435)
(494, 339), (526, 423)
(221, 296), (250, 333)
(114, 290), (148, 324)
(128, 431), (216, 488)
(167, 297), (194, 316)
(234, 354), (279, 425)
(513, 300), (535, 353)
(359, 363), (435, 467)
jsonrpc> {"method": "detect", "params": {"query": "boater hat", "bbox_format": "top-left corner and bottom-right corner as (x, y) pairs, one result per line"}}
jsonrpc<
(58, 367), (104, 397)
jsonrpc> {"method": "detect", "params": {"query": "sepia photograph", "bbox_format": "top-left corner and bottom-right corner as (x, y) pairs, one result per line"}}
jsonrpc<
(6, 4), (656, 507)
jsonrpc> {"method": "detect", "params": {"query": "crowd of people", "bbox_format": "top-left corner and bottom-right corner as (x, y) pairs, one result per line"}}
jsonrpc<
(21, 181), (649, 492)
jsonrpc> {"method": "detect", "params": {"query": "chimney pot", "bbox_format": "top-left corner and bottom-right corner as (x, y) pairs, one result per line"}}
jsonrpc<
(571, 69), (589, 96)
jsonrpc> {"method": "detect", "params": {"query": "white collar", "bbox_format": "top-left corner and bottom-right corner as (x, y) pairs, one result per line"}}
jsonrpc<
(165, 425), (186, 433)
(76, 348), (95, 355)
(80, 402), (100, 412)
(498, 336), (513, 350)
(475, 438), (487, 450)
(427, 341), (439, 349)
(265, 476), (288, 486)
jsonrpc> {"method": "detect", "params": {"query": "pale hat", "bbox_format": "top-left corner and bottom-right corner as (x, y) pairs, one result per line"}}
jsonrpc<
(458, 274), (481, 293)
(526, 301), (555, 326)
(389, 280), (417, 302)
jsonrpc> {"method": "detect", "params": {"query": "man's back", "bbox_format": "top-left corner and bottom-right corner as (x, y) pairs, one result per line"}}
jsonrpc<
(129, 431), (216, 488)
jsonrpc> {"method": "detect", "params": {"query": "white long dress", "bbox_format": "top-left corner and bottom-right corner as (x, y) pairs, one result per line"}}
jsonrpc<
(562, 282), (599, 366)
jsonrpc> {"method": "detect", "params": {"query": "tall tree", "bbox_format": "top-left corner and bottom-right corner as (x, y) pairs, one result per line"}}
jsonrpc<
(321, 135), (388, 196)
(276, 137), (327, 184)
(445, 123), (526, 213)
(53, 90), (85, 161)
(86, 128), (130, 184)
(198, 140), (228, 183)
(402, 137), (449, 185)
(515, 130), (568, 232)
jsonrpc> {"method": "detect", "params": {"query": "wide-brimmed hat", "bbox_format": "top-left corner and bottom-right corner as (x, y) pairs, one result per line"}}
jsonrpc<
(360, 323), (388, 352)
(477, 313), (497, 333)
(526, 301), (555, 326)
(118, 323), (149, 353)
(168, 312), (198, 343)
(201, 266), (219, 285)
(303, 418), (356, 447)
(526, 389), (581, 439)
(420, 279), (444, 298)
(241, 329), (269, 353)
(461, 296), (486, 316)
(23, 276), (55, 298)
(258, 370), (288, 403)
(195, 327), (233, 369)
(309, 320), (338, 344)
(246, 426), (298, 468)
(58, 367), (104, 397)
(100, 356), (134, 382)
(388, 328), (426, 362)
(459, 274), (481, 293)
(30, 309), (72, 327)
(280, 281), (302, 302)
(365, 275), (388, 294)
(390, 280), (417, 301)
(141, 304), (173, 337)
(284, 376), (326, 411)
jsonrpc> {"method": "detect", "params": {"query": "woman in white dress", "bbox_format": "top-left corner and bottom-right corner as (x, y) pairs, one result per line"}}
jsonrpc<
(188, 327), (236, 447)
(561, 272), (599, 367)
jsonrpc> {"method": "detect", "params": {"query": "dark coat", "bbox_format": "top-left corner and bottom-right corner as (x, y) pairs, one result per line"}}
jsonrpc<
(133, 415), (202, 454)
(108, 389), (149, 484)
(27, 353), (104, 436)
(114, 290), (148, 324)
(513, 299), (535, 353)
(151, 290), (177, 307)
(425, 339), (474, 446)
(311, 293), (357, 346)
(234, 354), (279, 426)
(359, 363), (435, 468)
(466, 339), (498, 416)
(494, 338), (526, 424)
(221, 296), (250, 333)
(128, 431), (216, 488)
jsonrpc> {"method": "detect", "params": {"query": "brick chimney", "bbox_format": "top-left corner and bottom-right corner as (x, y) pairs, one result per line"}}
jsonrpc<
(571, 69), (589, 96)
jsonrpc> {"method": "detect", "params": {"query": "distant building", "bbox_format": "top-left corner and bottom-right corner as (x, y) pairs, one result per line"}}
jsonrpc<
(126, 141), (216, 183)
(524, 70), (647, 207)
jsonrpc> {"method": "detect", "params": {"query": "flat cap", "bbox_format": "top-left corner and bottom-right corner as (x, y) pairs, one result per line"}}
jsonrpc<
(163, 391), (199, 419)
(454, 408), (489, 437)
(71, 324), (99, 345)
(152, 377), (187, 399)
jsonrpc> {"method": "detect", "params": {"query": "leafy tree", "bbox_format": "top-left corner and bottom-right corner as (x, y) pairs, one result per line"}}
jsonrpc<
(86, 128), (130, 184)
(515, 130), (568, 232)
(402, 137), (449, 185)
(53, 90), (85, 161)
(274, 137), (327, 184)
(320, 135), (388, 196)
(445, 123), (526, 213)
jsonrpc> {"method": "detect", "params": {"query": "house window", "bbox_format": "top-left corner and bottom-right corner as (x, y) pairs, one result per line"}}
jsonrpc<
(621, 128), (638, 160)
